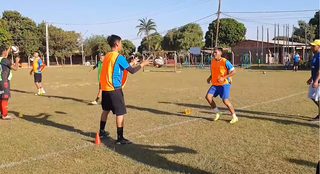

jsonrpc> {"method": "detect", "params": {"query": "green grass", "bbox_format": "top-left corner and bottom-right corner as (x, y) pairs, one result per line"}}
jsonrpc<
(0, 67), (318, 174)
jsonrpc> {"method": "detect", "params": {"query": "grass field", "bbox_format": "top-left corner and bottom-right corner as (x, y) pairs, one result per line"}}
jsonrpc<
(0, 66), (318, 174)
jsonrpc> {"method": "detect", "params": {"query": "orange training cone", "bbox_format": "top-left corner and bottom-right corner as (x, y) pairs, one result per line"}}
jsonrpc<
(95, 133), (101, 145)
(185, 108), (190, 115)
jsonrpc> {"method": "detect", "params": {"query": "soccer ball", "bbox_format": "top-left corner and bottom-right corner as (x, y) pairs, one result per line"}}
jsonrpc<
(11, 46), (19, 54)
(154, 57), (164, 68)
(263, 71), (266, 74)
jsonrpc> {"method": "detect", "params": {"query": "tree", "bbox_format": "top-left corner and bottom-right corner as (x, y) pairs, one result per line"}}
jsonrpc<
(205, 18), (246, 48)
(309, 10), (319, 39)
(38, 23), (80, 65)
(136, 18), (157, 52)
(162, 29), (180, 51)
(292, 20), (316, 43)
(177, 23), (204, 51)
(83, 35), (110, 57)
(0, 18), (11, 48)
(161, 23), (204, 52)
(121, 40), (135, 57)
(139, 32), (162, 52)
(2, 11), (40, 58)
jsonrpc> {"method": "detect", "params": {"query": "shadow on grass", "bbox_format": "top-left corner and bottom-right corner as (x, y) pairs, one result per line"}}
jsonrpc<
(55, 111), (67, 114)
(126, 105), (212, 121)
(159, 102), (318, 128)
(248, 65), (309, 71)
(11, 89), (89, 104)
(9, 111), (95, 138)
(287, 158), (318, 168)
(101, 137), (212, 174)
(159, 101), (312, 120)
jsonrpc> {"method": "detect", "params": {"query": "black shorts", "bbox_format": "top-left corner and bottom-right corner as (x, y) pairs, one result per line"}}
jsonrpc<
(294, 62), (299, 66)
(0, 81), (10, 100)
(34, 73), (42, 83)
(101, 89), (126, 116)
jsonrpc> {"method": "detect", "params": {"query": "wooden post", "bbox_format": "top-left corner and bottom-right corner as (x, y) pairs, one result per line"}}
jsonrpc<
(174, 51), (177, 73)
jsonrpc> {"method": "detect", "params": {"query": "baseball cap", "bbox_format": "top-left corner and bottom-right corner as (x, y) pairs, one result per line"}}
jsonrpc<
(310, 39), (320, 46)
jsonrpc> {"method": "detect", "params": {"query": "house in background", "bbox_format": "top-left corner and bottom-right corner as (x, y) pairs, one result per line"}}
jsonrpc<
(231, 39), (312, 65)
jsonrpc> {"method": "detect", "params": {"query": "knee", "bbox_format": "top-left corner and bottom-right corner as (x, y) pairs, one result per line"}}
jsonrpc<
(205, 94), (212, 101)
(222, 99), (230, 105)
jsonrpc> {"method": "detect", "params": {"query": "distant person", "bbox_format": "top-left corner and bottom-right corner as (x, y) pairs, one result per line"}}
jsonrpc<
(98, 34), (149, 144)
(87, 54), (105, 105)
(205, 47), (238, 124)
(30, 52), (45, 95)
(285, 59), (290, 70)
(0, 45), (20, 120)
(306, 39), (320, 121)
(293, 52), (300, 72)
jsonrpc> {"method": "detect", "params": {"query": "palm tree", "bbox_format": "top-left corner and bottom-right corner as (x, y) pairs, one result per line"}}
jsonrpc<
(136, 18), (157, 52)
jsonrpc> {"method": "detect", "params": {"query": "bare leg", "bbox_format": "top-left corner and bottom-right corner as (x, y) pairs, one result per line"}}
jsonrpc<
(222, 99), (236, 115)
(205, 93), (217, 109)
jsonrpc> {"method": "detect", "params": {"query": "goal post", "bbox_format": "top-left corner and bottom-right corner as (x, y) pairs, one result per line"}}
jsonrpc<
(141, 50), (182, 73)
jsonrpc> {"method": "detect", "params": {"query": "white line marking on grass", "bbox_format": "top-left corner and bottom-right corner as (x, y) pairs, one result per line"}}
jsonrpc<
(0, 143), (92, 170)
(0, 91), (307, 170)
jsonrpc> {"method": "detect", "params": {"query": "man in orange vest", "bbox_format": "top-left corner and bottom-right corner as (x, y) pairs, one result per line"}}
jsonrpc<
(206, 47), (238, 123)
(99, 34), (149, 144)
(30, 52), (45, 95)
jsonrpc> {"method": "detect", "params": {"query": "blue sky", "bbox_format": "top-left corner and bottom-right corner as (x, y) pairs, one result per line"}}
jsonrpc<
(0, 0), (318, 47)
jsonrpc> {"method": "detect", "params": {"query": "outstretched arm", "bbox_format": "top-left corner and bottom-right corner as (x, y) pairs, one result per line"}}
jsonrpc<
(10, 57), (20, 71)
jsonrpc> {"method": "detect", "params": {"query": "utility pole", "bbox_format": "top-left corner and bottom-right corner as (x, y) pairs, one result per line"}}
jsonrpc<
(257, 26), (259, 62)
(262, 25), (264, 63)
(211, 30), (214, 56)
(274, 24), (276, 57)
(277, 23), (280, 61)
(81, 30), (89, 65)
(214, 0), (221, 47)
(45, 22), (50, 67)
(267, 28), (270, 64)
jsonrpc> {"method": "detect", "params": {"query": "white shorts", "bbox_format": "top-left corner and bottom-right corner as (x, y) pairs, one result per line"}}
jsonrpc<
(308, 83), (320, 101)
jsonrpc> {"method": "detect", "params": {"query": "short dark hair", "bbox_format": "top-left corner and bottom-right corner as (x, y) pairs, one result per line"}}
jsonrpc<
(107, 35), (122, 47)
(0, 45), (8, 55)
(213, 46), (223, 52)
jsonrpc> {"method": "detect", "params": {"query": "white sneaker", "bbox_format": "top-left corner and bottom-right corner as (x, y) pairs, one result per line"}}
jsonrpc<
(91, 101), (98, 105)
(41, 89), (46, 94)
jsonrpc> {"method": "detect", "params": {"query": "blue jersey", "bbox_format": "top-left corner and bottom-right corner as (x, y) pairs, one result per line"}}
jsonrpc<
(311, 51), (320, 83)
(294, 55), (299, 62)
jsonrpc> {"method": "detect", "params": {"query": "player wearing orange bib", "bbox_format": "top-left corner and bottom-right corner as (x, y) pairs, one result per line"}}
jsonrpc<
(206, 47), (238, 123)
(30, 52), (45, 95)
(98, 35), (149, 144)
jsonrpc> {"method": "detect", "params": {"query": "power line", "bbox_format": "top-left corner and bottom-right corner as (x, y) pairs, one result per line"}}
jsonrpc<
(221, 13), (278, 26)
(50, 0), (211, 26)
(222, 9), (318, 14)
(124, 13), (216, 41)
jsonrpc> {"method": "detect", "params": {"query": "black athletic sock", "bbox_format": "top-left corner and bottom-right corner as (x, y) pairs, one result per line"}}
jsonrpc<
(117, 127), (123, 140)
(95, 97), (100, 102)
(100, 121), (106, 131)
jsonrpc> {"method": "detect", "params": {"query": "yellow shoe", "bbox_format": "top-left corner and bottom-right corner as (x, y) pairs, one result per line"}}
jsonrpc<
(214, 112), (221, 121)
(230, 117), (238, 124)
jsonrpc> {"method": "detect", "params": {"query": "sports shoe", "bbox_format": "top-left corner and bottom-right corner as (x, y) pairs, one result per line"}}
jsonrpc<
(214, 112), (221, 121)
(1, 115), (13, 120)
(230, 117), (239, 124)
(41, 89), (46, 94)
(116, 138), (133, 145)
(99, 130), (110, 138)
(91, 101), (98, 105)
